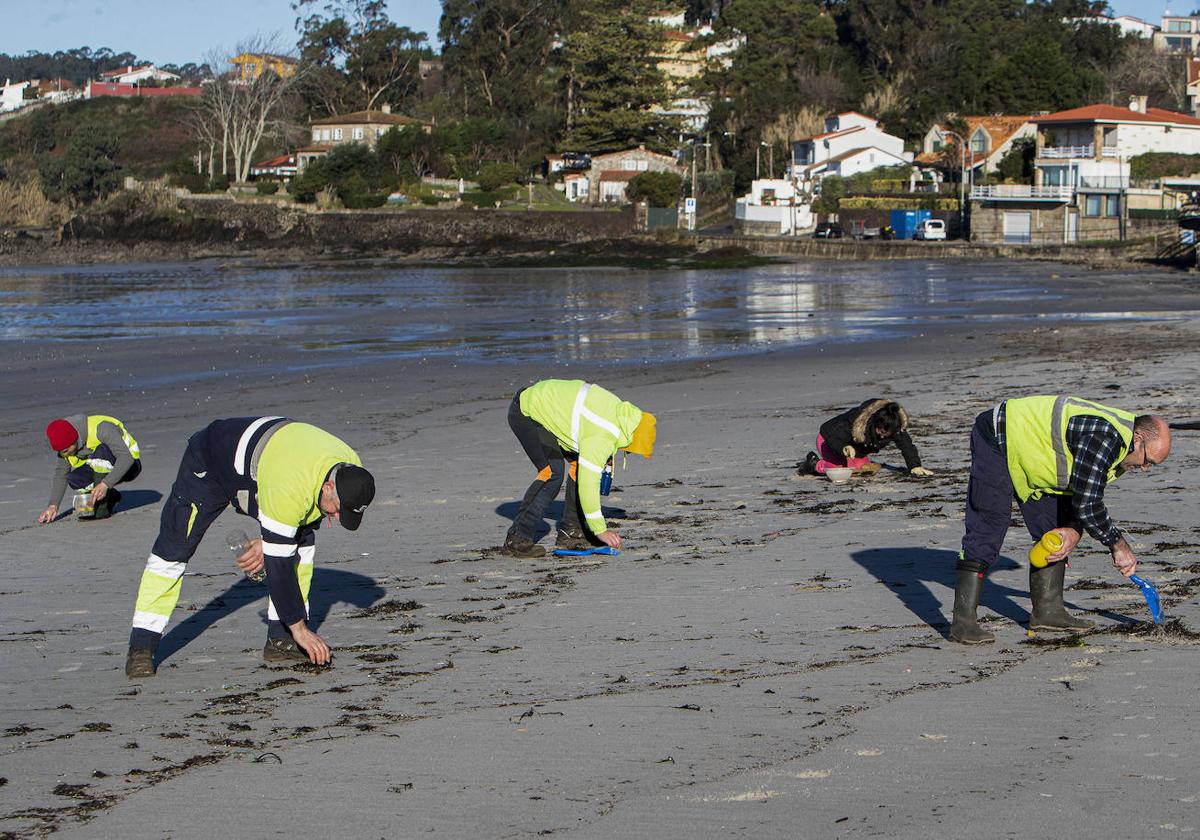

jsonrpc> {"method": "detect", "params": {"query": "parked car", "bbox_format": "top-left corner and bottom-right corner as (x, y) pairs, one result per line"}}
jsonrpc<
(813, 222), (845, 239)
(915, 219), (947, 241)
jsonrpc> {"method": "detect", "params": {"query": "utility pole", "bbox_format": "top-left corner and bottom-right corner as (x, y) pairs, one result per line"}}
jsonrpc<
(944, 130), (967, 238)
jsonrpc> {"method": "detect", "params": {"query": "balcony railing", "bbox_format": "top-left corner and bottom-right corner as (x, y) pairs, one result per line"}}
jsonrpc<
(971, 184), (1074, 200)
(1040, 145), (1121, 159)
(1041, 145), (1092, 158)
(1077, 175), (1128, 190)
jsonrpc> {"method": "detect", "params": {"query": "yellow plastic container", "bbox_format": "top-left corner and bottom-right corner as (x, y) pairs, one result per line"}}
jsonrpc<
(1028, 531), (1063, 568)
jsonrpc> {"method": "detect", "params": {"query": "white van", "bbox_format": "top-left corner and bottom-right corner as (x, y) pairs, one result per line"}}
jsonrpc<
(915, 218), (947, 240)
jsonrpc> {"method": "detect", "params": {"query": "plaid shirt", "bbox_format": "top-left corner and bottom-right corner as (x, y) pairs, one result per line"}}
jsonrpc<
(995, 402), (1124, 546)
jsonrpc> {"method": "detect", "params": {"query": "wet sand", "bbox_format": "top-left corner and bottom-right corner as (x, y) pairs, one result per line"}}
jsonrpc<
(2, 270), (1200, 838)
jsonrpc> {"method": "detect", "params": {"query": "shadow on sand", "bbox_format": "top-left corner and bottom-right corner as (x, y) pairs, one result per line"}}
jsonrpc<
(157, 567), (386, 663)
(849, 547), (1132, 637)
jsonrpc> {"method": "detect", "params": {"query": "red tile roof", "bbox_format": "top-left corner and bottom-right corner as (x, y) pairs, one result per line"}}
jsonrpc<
(1032, 104), (1200, 127)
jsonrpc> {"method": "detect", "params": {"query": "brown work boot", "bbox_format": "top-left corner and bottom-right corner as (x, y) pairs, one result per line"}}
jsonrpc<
(263, 638), (310, 663)
(555, 528), (593, 551)
(503, 536), (546, 559)
(125, 647), (156, 679)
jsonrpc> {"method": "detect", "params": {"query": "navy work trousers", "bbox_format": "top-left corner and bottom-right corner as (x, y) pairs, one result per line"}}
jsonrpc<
(962, 410), (1072, 571)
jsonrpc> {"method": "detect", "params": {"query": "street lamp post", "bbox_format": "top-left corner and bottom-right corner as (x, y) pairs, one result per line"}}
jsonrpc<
(943, 129), (967, 238)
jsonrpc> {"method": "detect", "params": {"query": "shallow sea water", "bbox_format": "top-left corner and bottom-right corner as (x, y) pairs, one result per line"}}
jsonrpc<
(0, 258), (1186, 363)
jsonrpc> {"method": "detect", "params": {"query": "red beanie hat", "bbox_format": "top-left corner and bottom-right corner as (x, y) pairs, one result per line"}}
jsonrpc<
(46, 419), (78, 451)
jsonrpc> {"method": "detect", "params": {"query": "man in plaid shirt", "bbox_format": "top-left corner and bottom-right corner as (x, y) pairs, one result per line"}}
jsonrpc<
(950, 396), (1171, 644)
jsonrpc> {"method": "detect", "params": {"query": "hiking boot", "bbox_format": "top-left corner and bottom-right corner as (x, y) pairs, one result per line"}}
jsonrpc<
(125, 647), (156, 679)
(555, 528), (593, 551)
(91, 488), (122, 520)
(503, 536), (546, 558)
(263, 638), (310, 663)
(1029, 561), (1094, 632)
(798, 451), (820, 476)
(949, 561), (995, 645)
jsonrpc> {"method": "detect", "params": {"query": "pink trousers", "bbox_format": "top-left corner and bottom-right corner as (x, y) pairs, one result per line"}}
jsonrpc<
(815, 433), (873, 475)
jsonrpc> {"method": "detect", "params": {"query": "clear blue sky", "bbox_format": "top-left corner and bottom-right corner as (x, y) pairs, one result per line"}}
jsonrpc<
(0, 0), (1176, 66)
(0, 0), (444, 65)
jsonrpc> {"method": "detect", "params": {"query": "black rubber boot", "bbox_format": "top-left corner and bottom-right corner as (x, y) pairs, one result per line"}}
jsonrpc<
(949, 559), (995, 644)
(798, 451), (820, 475)
(1029, 561), (1094, 631)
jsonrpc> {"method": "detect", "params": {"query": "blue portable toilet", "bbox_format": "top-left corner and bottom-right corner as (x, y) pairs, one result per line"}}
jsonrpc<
(890, 209), (932, 240)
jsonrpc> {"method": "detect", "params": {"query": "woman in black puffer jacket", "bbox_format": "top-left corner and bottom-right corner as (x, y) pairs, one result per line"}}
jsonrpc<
(801, 399), (933, 477)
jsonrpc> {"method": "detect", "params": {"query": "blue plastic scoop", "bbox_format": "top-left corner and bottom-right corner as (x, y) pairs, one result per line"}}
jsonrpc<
(553, 546), (620, 557)
(1129, 574), (1164, 624)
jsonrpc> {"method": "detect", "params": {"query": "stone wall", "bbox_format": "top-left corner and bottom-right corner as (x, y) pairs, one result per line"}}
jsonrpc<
(62, 198), (638, 256)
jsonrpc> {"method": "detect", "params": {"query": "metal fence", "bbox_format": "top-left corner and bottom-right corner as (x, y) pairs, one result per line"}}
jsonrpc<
(646, 207), (679, 230)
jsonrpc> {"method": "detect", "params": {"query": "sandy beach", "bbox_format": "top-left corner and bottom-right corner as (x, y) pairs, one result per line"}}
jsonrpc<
(2, 262), (1200, 839)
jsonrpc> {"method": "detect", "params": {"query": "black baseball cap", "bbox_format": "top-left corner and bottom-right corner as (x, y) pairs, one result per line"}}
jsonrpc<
(334, 464), (375, 531)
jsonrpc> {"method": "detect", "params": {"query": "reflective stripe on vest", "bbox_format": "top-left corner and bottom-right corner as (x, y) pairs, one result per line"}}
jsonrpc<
(1049, 396), (1134, 491)
(66, 415), (140, 471)
(570, 383), (621, 452)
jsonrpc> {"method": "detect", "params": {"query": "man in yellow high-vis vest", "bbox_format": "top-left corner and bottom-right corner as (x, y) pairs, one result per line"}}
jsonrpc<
(38, 414), (142, 523)
(951, 396), (1170, 644)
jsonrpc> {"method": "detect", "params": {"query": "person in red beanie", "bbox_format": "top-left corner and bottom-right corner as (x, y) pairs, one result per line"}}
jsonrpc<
(38, 414), (142, 523)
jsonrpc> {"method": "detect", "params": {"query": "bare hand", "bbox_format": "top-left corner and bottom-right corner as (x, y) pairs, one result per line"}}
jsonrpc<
(597, 530), (622, 550)
(1111, 537), (1137, 577)
(1046, 527), (1081, 562)
(289, 622), (331, 665)
(37, 504), (58, 524)
(910, 466), (934, 477)
(90, 482), (108, 504)
(234, 538), (265, 576)
(841, 445), (856, 459)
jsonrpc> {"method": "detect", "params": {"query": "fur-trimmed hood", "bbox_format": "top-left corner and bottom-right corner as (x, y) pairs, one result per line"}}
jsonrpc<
(850, 399), (908, 444)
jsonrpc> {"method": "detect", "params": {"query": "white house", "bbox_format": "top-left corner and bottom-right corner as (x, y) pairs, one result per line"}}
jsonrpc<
(734, 178), (813, 236)
(0, 78), (30, 113)
(1067, 14), (1158, 38)
(98, 64), (180, 86)
(560, 171), (590, 202)
(790, 112), (912, 186)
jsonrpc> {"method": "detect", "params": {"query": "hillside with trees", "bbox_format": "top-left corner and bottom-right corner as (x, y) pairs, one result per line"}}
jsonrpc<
(0, 0), (1194, 224)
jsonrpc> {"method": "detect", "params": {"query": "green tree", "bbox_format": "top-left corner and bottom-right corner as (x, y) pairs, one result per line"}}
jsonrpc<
(38, 124), (121, 204)
(561, 0), (678, 152)
(703, 0), (850, 190)
(377, 124), (442, 180)
(626, 170), (683, 207)
(440, 0), (567, 160)
(995, 136), (1034, 182)
(812, 175), (845, 215)
(477, 161), (521, 190)
(294, 0), (428, 114)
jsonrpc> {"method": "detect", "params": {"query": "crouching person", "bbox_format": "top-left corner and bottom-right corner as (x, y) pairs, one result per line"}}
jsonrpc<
(504, 379), (656, 558)
(125, 417), (374, 678)
(39, 414), (142, 523)
(801, 399), (932, 477)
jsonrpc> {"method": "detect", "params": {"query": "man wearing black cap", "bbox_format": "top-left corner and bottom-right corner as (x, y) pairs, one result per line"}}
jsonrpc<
(124, 417), (375, 678)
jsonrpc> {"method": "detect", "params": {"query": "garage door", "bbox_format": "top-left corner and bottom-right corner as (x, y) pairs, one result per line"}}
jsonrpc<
(1003, 211), (1032, 244)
